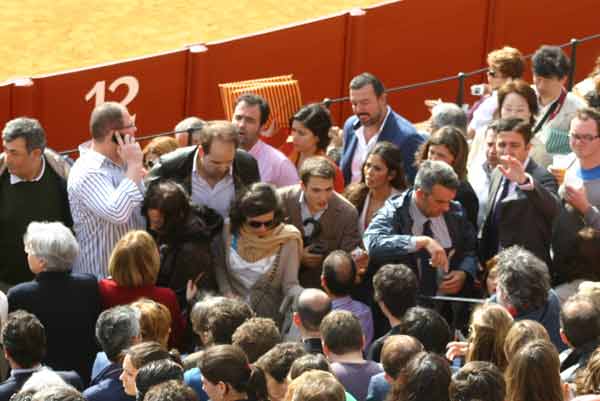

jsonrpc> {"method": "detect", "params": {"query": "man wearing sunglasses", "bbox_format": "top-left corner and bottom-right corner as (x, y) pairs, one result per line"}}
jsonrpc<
(68, 101), (145, 278)
(553, 108), (600, 286)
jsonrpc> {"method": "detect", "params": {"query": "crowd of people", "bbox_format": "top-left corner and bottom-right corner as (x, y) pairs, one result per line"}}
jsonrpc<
(1, 42), (600, 401)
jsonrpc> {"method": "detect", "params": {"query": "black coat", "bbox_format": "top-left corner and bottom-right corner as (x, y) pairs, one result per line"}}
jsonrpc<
(0, 369), (83, 401)
(146, 146), (260, 196)
(7, 271), (101, 385)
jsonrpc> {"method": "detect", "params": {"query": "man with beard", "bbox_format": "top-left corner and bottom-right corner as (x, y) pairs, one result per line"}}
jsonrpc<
(340, 72), (424, 185)
(148, 120), (259, 218)
(232, 94), (298, 188)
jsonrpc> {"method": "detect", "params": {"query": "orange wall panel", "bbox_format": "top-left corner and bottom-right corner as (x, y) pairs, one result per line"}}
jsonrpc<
(27, 49), (188, 154)
(190, 13), (348, 124)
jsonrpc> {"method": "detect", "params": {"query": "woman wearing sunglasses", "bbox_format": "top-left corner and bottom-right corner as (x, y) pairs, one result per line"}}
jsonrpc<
(218, 182), (303, 326)
(467, 46), (525, 169)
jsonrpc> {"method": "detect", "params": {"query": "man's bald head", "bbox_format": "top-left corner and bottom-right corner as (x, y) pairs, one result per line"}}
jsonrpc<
(297, 289), (332, 332)
(322, 250), (356, 297)
(561, 294), (600, 348)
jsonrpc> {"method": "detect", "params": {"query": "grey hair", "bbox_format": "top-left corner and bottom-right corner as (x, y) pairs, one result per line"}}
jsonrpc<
(414, 160), (459, 193)
(23, 222), (79, 272)
(430, 103), (467, 132)
(495, 246), (551, 313)
(89, 101), (125, 140)
(2, 117), (47, 153)
(95, 305), (141, 362)
(175, 117), (205, 143)
(21, 368), (71, 393)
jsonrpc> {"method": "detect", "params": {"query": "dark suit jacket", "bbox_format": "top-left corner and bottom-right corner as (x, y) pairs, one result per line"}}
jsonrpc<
(340, 109), (424, 185)
(0, 369), (83, 401)
(278, 185), (361, 288)
(479, 160), (559, 267)
(7, 271), (101, 385)
(147, 145), (260, 196)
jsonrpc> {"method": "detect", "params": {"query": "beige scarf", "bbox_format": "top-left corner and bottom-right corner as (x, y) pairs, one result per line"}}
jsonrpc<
(236, 223), (303, 263)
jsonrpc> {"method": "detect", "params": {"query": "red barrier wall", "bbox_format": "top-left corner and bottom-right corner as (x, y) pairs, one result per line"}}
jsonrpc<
(0, 0), (598, 154)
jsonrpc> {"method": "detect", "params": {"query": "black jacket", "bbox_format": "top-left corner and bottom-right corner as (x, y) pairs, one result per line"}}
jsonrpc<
(156, 205), (225, 300)
(146, 146), (260, 195)
(0, 369), (83, 401)
(7, 271), (100, 385)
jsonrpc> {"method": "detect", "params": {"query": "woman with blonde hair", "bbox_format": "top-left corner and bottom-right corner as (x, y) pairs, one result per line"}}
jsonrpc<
(143, 136), (179, 169)
(446, 303), (513, 370)
(131, 298), (172, 349)
(98, 230), (186, 348)
(505, 340), (564, 401)
(503, 319), (551, 360)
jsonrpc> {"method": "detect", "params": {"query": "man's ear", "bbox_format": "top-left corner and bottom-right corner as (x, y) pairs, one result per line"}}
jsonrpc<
(293, 312), (301, 328)
(30, 148), (42, 159)
(322, 341), (330, 357)
(560, 329), (572, 348)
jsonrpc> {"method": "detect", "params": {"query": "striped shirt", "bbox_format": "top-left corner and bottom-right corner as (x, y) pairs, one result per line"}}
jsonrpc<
(67, 145), (145, 278)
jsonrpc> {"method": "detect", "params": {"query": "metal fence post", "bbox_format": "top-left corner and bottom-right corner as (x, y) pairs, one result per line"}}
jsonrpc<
(456, 72), (466, 106)
(568, 38), (579, 91)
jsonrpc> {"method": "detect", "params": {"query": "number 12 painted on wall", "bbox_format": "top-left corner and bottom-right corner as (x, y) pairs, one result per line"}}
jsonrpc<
(85, 75), (139, 107)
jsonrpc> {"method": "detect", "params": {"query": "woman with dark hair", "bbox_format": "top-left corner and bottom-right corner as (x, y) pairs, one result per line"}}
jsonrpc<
(289, 103), (344, 192)
(120, 341), (182, 398)
(505, 340), (564, 401)
(217, 183), (303, 325)
(390, 352), (451, 401)
(415, 126), (479, 228)
(143, 180), (224, 301)
(199, 345), (267, 401)
(344, 141), (407, 235)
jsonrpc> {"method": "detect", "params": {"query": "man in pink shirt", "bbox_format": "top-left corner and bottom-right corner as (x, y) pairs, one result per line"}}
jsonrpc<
(232, 94), (299, 188)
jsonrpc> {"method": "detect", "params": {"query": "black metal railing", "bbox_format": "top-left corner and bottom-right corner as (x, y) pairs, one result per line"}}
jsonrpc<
(59, 33), (600, 157)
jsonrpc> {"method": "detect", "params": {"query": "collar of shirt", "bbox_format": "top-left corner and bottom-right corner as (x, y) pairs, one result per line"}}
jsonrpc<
(300, 190), (327, 222)
(408, 191), (452, 248)
(10, 155), (45, 184)
(79, 142), (124, 170)
(10, 364), (42, 377)
(249, 139), (265, 159)
(356, 105), (392, 146)
(331, 296), (353, 309)
(192, 146), (233, 178)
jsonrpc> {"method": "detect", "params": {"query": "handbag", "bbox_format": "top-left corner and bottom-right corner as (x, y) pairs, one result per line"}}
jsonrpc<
(249, 247), (286, 326)
(545, 127), (571, 155)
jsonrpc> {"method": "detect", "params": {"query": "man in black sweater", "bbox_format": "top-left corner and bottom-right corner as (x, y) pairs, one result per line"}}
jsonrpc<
(0, 117), (72, 288)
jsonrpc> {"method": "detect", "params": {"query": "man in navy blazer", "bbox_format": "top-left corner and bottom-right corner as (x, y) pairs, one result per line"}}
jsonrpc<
(340, 72), (424, 185)
(0, 311), (83, 401)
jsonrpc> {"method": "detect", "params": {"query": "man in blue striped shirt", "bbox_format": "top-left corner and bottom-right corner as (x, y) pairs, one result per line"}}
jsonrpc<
(68, 102), (145, 278)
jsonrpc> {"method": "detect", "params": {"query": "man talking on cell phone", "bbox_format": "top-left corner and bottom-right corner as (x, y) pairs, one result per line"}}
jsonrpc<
(278, 156), (362, 289)
(68, 101), (145, 278)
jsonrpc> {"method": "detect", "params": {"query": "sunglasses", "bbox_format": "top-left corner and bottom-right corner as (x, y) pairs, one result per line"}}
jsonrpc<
(487, 69), (498, 77)
(247, 219), (276, 229)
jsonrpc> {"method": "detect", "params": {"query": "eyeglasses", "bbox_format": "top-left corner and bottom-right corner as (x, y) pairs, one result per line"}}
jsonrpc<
(247, 219), (276, 229)
(569, 133), (600, 142)
(487, 69), (498, 77)
(120, 115), (137, 130)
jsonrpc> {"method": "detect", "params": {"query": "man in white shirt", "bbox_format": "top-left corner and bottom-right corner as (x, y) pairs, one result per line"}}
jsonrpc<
(232, 94), (298, 188)
(340, 72), (423, 185)
(68, 101), (145, 278)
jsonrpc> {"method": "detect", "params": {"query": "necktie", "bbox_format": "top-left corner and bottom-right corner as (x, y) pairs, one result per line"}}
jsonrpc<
(419, 219), (436, 296)
(490, 178), (511, 253)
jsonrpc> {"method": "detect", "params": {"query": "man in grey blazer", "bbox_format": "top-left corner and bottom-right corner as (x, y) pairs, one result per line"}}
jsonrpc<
(278, 157), (361, 288)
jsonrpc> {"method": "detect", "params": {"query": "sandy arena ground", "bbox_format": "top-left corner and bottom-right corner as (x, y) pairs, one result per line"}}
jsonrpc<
(0, 0), (383, 82)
